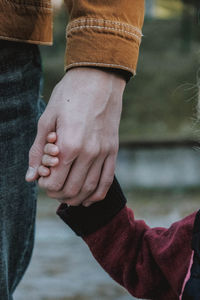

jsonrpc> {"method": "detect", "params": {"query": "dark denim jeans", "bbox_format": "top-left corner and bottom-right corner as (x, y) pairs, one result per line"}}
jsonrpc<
(0, 40), (45, 300)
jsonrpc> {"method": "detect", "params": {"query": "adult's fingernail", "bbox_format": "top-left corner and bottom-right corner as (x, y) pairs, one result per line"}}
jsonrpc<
(25, 167), (37, 181)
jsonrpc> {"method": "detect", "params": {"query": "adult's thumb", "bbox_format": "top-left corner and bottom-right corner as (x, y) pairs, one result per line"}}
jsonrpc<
(25, 140), (45, 182)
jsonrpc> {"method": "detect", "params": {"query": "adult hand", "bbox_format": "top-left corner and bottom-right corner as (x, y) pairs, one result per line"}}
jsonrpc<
(26, 67), (125, 206)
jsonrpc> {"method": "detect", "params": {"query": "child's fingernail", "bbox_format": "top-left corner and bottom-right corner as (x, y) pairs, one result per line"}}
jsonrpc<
(25, 167), (37, 180)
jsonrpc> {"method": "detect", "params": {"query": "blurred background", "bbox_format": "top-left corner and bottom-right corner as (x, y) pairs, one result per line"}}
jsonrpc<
(15, 0), (200, 299)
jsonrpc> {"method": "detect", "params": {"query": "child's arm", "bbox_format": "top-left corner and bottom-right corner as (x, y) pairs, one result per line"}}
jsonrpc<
(57, 179), (196, 300)
(40, 134), (197, 300)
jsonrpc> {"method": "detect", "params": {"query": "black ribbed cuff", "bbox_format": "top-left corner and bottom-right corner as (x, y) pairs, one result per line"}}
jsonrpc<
(57, 176), (127, 237)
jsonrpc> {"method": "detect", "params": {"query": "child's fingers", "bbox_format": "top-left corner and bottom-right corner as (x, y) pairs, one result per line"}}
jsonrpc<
(42, 154), (59, 167)
(47, 132), (57, 143)
(44, 143), (59, 156)
(38, 165), (50, 177)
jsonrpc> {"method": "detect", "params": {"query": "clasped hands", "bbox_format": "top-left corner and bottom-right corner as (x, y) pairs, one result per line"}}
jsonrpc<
(25, 68), (125, 207)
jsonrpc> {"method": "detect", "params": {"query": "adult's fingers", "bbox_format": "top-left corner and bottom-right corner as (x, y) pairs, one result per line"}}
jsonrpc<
(82, 154), (116, 207)
(42, 144), (101, 200)
(38, 157), (74, 192)
(47, 155), (106, 205)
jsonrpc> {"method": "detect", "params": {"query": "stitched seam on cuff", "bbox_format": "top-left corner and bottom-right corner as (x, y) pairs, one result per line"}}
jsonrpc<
(67, 18), (142, 41)
(68, 18), (143, 36)
(67, 25), (141, 41)
(65, 62), (136, 75)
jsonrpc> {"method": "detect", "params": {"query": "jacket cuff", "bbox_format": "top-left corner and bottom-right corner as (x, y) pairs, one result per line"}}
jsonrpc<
(64, 18), (143, 77)
(57, 176), (127, 237)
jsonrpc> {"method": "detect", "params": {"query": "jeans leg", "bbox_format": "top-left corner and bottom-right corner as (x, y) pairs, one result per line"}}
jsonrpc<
(0, 41), (45, 300)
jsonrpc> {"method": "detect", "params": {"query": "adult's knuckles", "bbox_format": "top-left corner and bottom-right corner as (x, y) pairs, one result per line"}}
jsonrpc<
(60, 141), (82, 156)
(83, 146), (100, 159)
(109, 144), (118, 155)
(100, 144), (117, 156)
(110, 148), (118, 156)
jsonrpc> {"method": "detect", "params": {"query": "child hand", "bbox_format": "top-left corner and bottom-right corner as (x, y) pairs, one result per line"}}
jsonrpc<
(38, 132), (59, 178)
(39, 132), (97, 207)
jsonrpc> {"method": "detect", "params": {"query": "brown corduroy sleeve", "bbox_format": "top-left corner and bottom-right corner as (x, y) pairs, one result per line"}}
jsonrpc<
(64, 0), (145, 77)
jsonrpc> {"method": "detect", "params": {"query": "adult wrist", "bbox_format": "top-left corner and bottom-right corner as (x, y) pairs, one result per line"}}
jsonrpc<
(67, 66), (130, 83)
